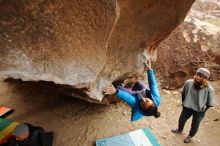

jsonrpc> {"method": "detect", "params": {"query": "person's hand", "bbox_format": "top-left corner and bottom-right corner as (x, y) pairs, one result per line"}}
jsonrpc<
(144, 59), (151, 71)
(102, 85), (117, 95)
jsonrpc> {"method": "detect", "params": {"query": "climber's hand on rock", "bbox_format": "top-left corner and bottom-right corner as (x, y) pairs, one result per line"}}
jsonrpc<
(103, 85), (116, 95)
(144, 59), (151, 71)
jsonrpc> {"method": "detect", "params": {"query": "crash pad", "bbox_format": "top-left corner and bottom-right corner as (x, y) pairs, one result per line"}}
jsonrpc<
(0, 118), (20, 144)
(96, 128), (160, 146)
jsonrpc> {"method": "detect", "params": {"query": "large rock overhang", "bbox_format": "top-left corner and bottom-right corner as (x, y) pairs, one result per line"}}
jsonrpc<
(0, 0), (195, 102)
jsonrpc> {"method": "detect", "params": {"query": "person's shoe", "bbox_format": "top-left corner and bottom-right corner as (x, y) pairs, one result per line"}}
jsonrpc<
(171, 128), (182, 133)
(184, 136), (192, 143)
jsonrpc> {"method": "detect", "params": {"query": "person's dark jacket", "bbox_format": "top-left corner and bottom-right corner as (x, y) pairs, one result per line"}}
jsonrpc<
(2, 123), (53, 146)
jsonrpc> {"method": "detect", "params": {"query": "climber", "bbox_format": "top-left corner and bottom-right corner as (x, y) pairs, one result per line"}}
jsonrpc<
(103, 59), (161, 122)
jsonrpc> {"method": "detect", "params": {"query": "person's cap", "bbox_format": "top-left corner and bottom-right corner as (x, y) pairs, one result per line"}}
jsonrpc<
(196, 68), (210, 79)
(12, 123), (29, 137)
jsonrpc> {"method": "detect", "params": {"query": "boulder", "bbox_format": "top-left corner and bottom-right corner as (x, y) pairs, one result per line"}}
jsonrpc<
(0, 0), (195, 101)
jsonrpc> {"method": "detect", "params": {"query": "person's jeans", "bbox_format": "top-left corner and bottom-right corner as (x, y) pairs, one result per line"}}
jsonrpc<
(178, 107), (205, 137)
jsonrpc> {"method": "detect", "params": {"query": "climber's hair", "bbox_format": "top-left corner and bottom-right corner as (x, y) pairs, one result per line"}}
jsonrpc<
(142, 103), (161, 118)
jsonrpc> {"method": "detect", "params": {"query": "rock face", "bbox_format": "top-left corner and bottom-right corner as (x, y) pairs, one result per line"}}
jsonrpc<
(0, 0), (195, 101)
(155, 0), (220, 89)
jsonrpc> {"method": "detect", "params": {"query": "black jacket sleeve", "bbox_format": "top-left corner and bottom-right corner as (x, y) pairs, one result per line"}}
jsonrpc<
(204, 105), (211, 112)
(2, 137), (18, 146)
(182, 93), (185, 103)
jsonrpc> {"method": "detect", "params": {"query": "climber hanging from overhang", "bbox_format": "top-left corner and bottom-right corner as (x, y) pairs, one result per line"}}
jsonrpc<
(103, 55), (161, 122)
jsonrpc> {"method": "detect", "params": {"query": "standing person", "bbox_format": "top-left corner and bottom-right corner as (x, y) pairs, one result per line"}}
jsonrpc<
(171, 68), (215, 143)
(103, 59), (161, 122)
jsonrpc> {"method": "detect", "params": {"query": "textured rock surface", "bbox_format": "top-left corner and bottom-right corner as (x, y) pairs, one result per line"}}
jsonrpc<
(0, 0), (195, 101)
(154, 0), (220, 89)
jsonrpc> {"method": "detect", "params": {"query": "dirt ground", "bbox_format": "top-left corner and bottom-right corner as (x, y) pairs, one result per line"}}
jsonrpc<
(0, 78), (220, 146)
